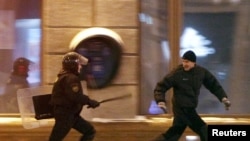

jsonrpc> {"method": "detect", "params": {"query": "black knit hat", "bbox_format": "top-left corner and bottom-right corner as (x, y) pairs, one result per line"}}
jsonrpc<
(182, 50), (196, 62)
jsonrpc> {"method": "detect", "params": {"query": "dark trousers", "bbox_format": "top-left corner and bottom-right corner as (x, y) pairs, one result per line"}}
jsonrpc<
(154, 107), (207, 141)
(49, 114), (96, 141)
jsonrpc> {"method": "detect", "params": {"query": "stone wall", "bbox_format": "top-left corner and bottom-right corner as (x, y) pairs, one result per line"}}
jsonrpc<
(42, 0), (139, 119)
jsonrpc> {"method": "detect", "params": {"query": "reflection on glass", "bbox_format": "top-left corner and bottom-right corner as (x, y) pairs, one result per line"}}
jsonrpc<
(182, 0), (250, 114)
(0, 1), (41, 113)
(140, 0), (250, 115)
(15, 19), (41, 84)
(140, 0), (169, 115)
(180, 27), (215, 57)
(181, 12), (236, 114)
(182, 12), (234, 114)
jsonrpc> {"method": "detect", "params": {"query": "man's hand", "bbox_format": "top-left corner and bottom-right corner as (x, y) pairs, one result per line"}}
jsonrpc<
(158, 102), (167, 113)
(222, 97), (231, 110)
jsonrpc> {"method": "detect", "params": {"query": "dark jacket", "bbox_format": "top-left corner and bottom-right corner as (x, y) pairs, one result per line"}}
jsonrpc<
(50, 70), (91, 114)
(154, 64), (227, 108)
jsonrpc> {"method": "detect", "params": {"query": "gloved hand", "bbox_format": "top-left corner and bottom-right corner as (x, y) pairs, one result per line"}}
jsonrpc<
(87, 99), (100, 109)
(222, 97), (231, 110)
(157, 102), (167, 113)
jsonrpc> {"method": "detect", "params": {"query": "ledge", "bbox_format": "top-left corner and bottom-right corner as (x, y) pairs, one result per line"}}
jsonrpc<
(0, 115), (250, 141)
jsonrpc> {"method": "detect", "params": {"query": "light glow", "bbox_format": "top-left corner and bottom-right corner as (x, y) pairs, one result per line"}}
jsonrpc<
(180, 27), (215, 57)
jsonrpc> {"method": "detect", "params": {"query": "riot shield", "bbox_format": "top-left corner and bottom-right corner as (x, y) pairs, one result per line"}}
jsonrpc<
(17, 85), (55, 129)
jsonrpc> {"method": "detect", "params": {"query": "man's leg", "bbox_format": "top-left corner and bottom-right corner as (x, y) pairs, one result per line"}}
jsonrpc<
(162, 125), (186, 141)
(189, 124), (207, 141)
(184, 108), (207, 141)
(151, 116), (186, 141)
(198, 125), (208, 141)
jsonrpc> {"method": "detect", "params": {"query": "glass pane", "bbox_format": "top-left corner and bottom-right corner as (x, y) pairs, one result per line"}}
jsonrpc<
(0, 0), (41, 113)
(139, 0), (170, 115)
(182, 0), (250, 114)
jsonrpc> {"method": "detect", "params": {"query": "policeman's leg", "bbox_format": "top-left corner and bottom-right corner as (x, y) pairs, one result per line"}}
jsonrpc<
(73, 116), (96, 141)
(49, 117), (72, 141)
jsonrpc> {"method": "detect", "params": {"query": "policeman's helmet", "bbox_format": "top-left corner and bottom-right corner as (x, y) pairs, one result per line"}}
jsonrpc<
(62, 52), (88, 72)
(13, 57), (32, 76)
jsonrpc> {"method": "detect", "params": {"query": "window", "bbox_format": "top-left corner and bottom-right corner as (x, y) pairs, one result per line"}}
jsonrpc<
(0, 0), (41, 113)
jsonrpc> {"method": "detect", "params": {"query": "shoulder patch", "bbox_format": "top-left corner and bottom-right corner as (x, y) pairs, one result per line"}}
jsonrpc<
(71, 84), (80, 93)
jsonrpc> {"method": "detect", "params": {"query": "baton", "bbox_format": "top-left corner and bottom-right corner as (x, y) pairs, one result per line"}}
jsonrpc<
(99, 94), (132, 104)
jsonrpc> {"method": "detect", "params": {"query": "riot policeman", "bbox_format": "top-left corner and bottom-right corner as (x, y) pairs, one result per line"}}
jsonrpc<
(1, 57), (32, 113)
(49, 52), (100, 141)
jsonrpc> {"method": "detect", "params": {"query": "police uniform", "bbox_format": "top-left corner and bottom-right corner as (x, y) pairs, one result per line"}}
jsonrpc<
(49, 52), (99, 141)
(0, 57), (30, 113)
(2, 75), (29, 112)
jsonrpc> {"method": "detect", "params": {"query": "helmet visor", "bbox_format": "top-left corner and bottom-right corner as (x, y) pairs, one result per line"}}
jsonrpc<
(63, 52), (88, 65)
(78, 53), (88, 65)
